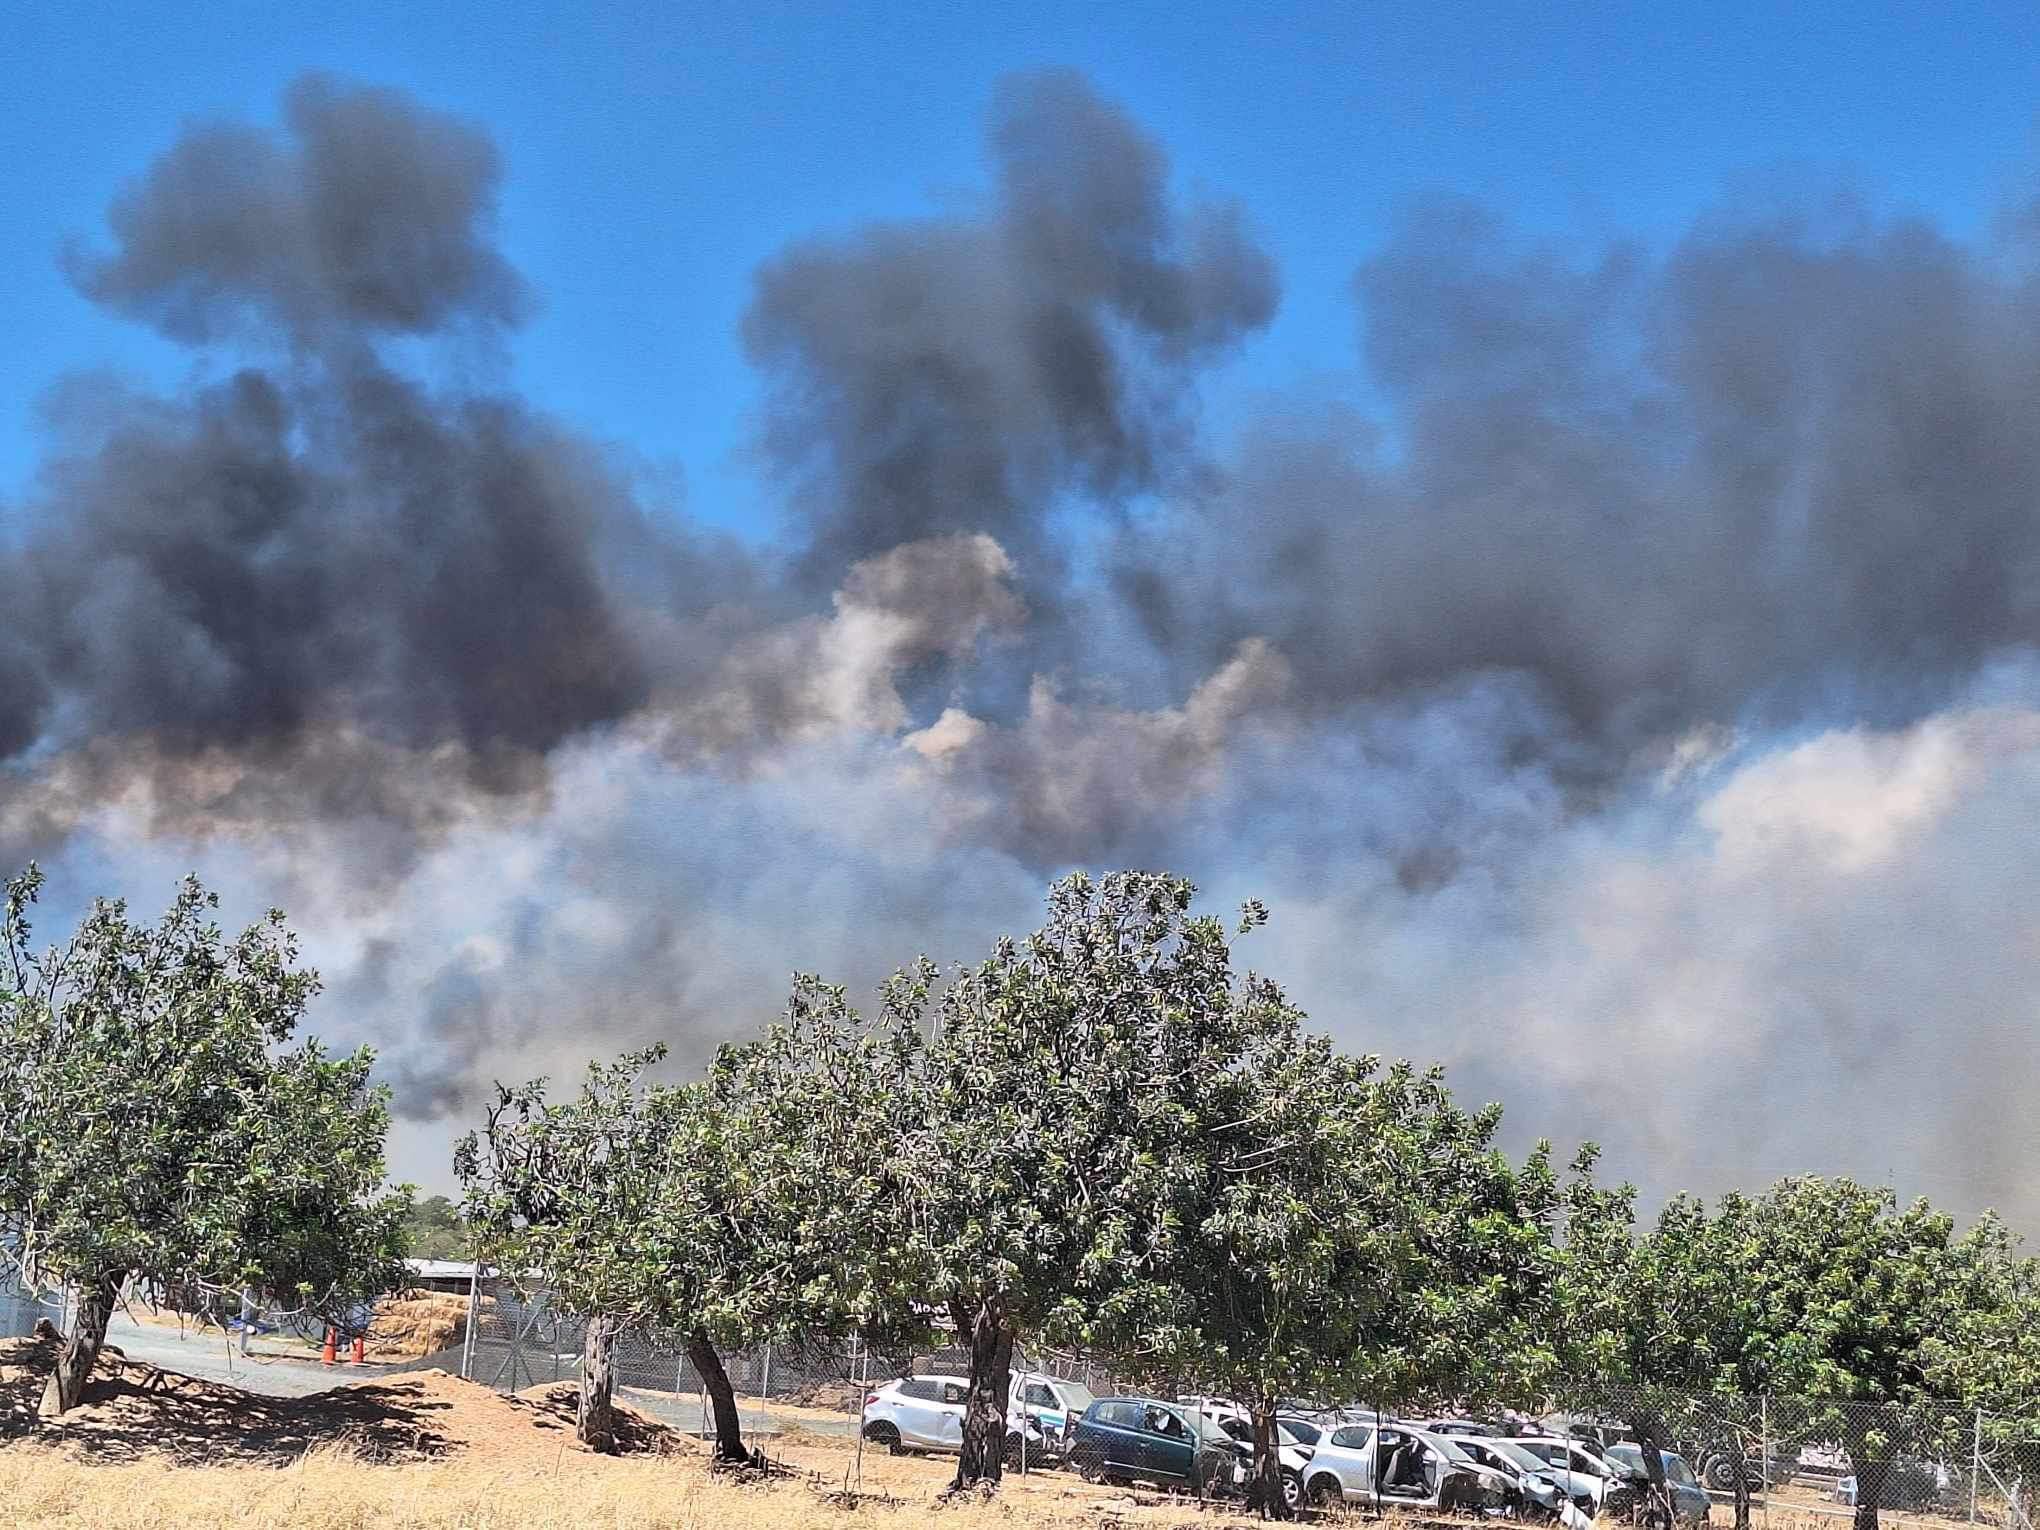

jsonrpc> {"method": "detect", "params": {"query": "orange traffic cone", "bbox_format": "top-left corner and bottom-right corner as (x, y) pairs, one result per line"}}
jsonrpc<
(322, 1327), (337, 1366)
(352, 1335), (366, 1365)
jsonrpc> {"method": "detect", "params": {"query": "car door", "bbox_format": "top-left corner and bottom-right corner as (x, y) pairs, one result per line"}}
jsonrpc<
(934, 1380), (967, 1449)
(1016, 1379), (1058, 1436)
(1567, 1445), (1613, 1502)
(1154, 1404), (1205, 1483)
(1328, 1426), (1376, 1495)
(896, 1378), (948, 1447)
(1100, 1402), (1146, 1475)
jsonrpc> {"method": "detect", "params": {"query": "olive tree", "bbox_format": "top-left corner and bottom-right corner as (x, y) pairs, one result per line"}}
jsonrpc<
(0, 867), (410, 1416)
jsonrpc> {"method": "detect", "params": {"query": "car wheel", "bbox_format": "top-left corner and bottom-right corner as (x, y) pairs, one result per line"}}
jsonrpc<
(1281, 1468), (1303, 1511)
(862, 1420), (901, 1455)
(1703, 1456), (1739, 1493)
(1309, 1475), (1344, 1508)
(1075, 1446), (1107, 1485)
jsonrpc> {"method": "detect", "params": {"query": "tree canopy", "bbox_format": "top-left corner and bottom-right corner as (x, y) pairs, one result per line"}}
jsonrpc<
(0, 867), (409, 1415)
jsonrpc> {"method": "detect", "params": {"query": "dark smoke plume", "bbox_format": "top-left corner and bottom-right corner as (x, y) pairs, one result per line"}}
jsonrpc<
(13, 71), (2040, 1232)
(67, 75), (527, 344)
(1116, 197), (2040, 761)
(744, 68), (1277, 593)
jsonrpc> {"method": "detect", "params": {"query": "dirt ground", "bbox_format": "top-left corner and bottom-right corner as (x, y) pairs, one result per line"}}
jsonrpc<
(0, 1328), (663, 1467)
(0, 1327), (1244, 1527)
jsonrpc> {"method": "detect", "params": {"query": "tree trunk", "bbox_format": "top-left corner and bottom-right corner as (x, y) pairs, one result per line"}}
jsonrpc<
(1629, 1416), (1674, 1529)
(40, 1273), (120, 1417)
(578, 1314), (618, 1453)
(1733, 1454), (1753, 1530)
(949, 1294), (1014, 1492)
(1844, 1418), (1886, 1530)
(1250, 1396), (1293, 1520)
(687, 1328), (748, 1463)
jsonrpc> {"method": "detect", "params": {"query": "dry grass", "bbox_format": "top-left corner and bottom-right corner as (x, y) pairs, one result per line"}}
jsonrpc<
(0, 1439), (1267, 1528)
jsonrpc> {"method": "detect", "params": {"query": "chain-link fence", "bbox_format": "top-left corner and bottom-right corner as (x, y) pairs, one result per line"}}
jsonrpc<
(352, 1285), (2040, 1520)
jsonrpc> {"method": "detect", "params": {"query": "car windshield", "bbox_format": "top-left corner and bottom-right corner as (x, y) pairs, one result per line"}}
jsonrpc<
(1427, 1433), (1479, 1466)
(1606, 1446), (1699, 1486)
(1055, 1382), (1096, 1411)
(1487, 1442), (1556, 1475)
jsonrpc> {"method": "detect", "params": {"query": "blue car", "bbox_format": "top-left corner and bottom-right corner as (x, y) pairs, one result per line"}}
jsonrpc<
(1070, 1398), (1248, 1494)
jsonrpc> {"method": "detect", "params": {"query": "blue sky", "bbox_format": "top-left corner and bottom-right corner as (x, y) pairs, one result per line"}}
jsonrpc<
(9, 0), (2040, 536)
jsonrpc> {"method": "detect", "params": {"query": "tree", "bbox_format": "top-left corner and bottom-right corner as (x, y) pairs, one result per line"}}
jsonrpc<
(1559, 1164), (1769, 1529)
(0, 867), (410, 1416)
(674, 970), (933, 1463)
(456, 1048), (684, 1452)
(1732, 1178), (2025, 1530)
(402, 1195), (471, 1262)
(1159, 1021), (1561, 1519)
(906, 871), (1285, 1493)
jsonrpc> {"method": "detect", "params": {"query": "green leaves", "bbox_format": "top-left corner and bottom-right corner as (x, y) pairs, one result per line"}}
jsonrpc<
(0, 866), (409, 1326)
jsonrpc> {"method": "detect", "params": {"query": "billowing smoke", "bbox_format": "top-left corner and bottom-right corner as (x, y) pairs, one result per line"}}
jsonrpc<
(9, 72), (2040, 1224)
(745, 68), (1277, 599)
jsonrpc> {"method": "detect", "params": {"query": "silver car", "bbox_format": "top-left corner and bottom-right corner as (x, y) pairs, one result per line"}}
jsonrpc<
(1300, 1420), (1517, 1512)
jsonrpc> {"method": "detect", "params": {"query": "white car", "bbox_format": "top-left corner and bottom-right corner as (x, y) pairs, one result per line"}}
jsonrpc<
(1459, 1438), (1597, 1530)
(1300, 1420), (1517, 1512)
(1509, 1433), (1628, 1509)
(861, 1372), (1086, 1463)
(1194, 1405), (1316, 1512)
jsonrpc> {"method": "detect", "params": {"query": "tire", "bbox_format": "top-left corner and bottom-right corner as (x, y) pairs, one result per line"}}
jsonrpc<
(1309, 1474), (1344, 1508)
(862, 1420), (902, 1455)
(1281, 1468), (1303, 1512)
(1003, 1432), (1026, 1470)
(1703, 1456), (1739, 1493)
(1075, 1444), (1107, 1485)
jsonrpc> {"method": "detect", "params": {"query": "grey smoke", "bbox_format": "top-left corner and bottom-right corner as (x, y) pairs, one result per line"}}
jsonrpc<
(745, 68), (1277, 597)
(1117, 196), (2040, 760)
(67, 74), (527, 344)
(11, 69), (2040, 1232)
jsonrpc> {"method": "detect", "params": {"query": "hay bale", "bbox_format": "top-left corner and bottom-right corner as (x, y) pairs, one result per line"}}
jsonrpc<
(366, 1290), (493, 1359)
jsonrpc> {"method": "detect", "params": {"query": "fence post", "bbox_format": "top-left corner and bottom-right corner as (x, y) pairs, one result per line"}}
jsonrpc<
(459, 1260), (481, 1381)
(1761, 1393), (1772, 1530)
(761, 1343), (772, 1400)
(1973, 1408), (1984, 1526)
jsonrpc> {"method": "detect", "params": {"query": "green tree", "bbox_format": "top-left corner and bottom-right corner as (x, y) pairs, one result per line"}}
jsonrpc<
(456, 1048), (684, 1452)
(1733, 1178), (2025, 1530)
(0, 867), (410, 1416)
(676, 970), (934, 1462)
(1559, 1164), (1769, 1528)
(402, 1195), (471, 1262)
(1159, 1021), (1560, 1519)
(907, 871), (1282, 1493)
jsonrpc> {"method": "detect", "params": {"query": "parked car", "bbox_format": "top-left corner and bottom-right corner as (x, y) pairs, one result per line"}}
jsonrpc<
(1511, 1433), (1631, 1512)
(1196, 1406), (1316, 1512)
(1457, 1438), (1597, 1529)
(1070, 1398), (1249, 1494)
(861, 1374), (1054, 1464)
(1300, 1420), (1517, 1512)
(1012, 1374), (1097, 1458)
(1603, 1444), (1712, 1524)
